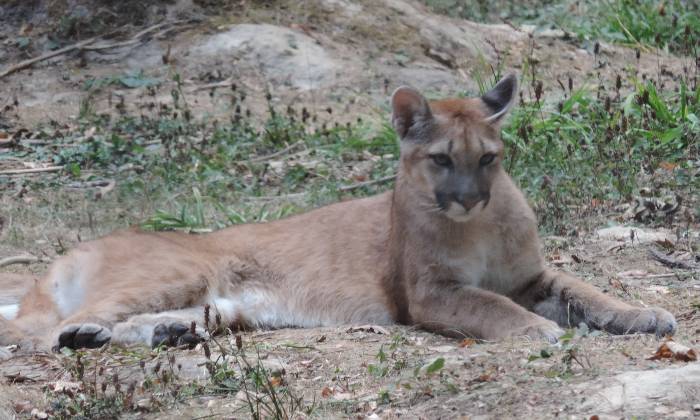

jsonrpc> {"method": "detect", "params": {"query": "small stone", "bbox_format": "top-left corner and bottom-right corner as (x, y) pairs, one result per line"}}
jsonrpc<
(30, 409), (48, 419)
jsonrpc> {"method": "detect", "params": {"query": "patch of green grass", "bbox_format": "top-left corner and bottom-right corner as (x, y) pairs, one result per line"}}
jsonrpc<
(83, 70), (162, 92)
(503, 74), (699, 233)
(530, 0), (700, 53)
(5, 49), (697, 237)
(423, 0), (700, 53)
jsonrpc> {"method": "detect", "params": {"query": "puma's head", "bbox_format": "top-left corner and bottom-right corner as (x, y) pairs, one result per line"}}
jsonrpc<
(391, 74), (517, 222)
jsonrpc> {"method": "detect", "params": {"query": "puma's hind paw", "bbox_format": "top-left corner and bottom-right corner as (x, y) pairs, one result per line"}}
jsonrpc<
(53, 323), (112, 351)
(151, 322), (205, 349)
(605, 307), (677, 337)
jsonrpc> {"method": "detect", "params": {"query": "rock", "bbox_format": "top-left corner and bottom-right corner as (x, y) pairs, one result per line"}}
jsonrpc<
(595, 226), (675, 244)
(194, 24), (339, 90)
(577, 364), (700, 415)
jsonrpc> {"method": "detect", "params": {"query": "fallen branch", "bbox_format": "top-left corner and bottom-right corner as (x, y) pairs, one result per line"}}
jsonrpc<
(339, 175), (397, 192)
(648, 248), (695, 270)
(0, 36), (99, 79)
(0, 21), (183, 79)
(0, 255), (40, 268)
(618, 271), (694, 279)
(189, 77), (235, 92)
(0, 166), (63, 175)
(82, 21), (175, 52)
(246, 142), (304, 164)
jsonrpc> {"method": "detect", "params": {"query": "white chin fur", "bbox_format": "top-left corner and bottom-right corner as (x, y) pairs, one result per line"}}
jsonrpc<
(445, 202), (480, 223)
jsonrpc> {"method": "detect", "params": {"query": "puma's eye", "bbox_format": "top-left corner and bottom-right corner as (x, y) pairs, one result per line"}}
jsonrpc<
(430, 154), (452, 167)
(479, 153), (496, 166)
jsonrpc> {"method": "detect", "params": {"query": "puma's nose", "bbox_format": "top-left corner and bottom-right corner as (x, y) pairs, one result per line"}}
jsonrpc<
(453, 191), (489, 211)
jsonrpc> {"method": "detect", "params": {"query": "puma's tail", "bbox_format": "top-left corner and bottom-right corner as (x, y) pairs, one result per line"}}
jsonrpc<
(0, 272), (35, 320)
(0, 271), (59, 353)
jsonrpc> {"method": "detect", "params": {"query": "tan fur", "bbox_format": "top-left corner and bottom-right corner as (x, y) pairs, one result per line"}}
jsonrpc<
(0, 75), (676, 352)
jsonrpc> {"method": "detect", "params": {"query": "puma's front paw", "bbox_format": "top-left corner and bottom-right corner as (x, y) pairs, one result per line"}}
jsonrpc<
(510, 319), (565, 343)
(151, 322), (205, 349)
(53, 323), (112, 351)
(606, 307), (677, 337)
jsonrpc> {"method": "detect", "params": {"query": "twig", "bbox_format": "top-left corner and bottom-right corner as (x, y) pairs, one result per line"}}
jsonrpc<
(648, 248), (695, 270)
(619, 271), (694, 279)
(0, 166), (63, 175)
(0, 255), (41, 268)
(0, 36), (99, 79)
(246, 142), (304, 164)
(339, 175), (397, 192)
(0, 21), (182, 79)
(189, 77), (235, 92)
(82, 21), (175, 52)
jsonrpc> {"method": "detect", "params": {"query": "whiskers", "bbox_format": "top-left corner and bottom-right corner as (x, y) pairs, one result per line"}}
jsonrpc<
(417, 198), (444, 215)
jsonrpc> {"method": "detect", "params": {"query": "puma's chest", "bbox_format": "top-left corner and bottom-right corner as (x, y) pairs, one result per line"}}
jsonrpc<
(435, 239), (529, 295)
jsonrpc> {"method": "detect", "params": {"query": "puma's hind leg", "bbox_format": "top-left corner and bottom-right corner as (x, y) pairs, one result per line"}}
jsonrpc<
(514, 269), (676, 337)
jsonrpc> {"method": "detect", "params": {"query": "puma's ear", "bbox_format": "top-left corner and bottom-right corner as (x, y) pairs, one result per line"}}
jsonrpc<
(391, 86), (433, 140)
(481, 73), (518, 124)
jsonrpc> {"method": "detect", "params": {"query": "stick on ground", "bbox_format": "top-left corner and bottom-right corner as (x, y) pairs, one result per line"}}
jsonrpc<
(0, 255), (40, 268)
(0, 166), (64, 176)
(0, 37), (99, 79)
(339, 175), (397, 192)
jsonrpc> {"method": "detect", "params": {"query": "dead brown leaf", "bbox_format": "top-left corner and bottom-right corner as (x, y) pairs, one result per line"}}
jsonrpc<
(12, 400), (33, 414)
(648, 340), (697, 362)
(659, 161), (677, 171)
(459, 338), (476, 347)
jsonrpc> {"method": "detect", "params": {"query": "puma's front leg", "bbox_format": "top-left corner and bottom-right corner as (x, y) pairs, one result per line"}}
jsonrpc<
(410, 285), (564, 342)
(515, 269), (676, 336)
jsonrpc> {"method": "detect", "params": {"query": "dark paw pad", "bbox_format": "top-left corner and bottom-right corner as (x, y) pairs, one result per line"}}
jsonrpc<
(152, 322), (204, 349)
(54, 323), (111, 351)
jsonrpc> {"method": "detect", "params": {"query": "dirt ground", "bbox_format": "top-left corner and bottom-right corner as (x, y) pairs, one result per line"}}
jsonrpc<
(0, 0), (699, 419)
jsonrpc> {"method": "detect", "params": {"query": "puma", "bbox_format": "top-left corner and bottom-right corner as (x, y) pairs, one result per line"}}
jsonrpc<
(0, 74), (676, 353)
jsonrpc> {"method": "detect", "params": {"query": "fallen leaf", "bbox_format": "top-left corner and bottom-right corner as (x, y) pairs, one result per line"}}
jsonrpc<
(617, 270), (649, 278)
(648, 341), (697, 362)
(654, 239), (675, 250)
(425, 357), (445, 374)
(646, 285), (670, 295)
(659, 161), (677, 171)
(459, 338), (476, 347)
(13, 401), (32, 414)
(321, 386), (334, 398)
(346, 325), (389, 335)
(332, 392), (353, 401)
(30, 408), (48, 419)
(48, 380), (83, 393)
(428, 345), (454, 353)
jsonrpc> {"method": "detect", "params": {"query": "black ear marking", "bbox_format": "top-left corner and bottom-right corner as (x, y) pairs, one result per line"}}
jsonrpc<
(391, 86), (433, 140)
(481, 73), (518, 123)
